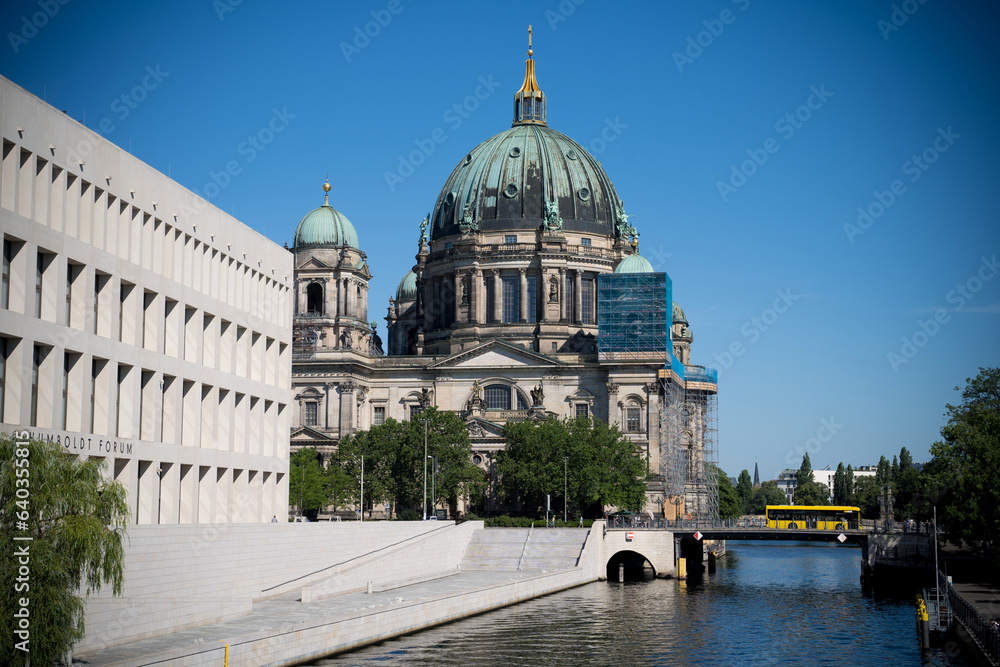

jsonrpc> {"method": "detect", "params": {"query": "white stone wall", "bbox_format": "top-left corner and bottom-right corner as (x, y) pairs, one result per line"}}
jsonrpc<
(77, 521), (448, 653)
(0, 76), (293, 524)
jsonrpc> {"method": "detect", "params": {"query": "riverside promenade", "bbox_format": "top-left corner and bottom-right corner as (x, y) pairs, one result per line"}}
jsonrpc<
(74, 524), (603, 666)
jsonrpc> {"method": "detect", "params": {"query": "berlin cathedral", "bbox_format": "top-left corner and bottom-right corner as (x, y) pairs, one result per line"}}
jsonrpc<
(289, 33), (718, 519)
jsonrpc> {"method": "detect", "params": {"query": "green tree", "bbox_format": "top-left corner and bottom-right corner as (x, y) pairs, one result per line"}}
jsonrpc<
(793, 453), (829, 506)
(289, 447), (330, 515)
(851, 475), (881, 519)
(735, 469), (753, 514)
(748, 480), (787, 514)
(832, 462), (849, 504)
(498, 417), (646, 517)
(845, 463), (855, 497)
(1, 434), (129, 666)
(922, 368), (1000, 558)
(717, 468), (741, 520)
(875, 455), (890, 485)
(337, 408), (483, 516)
(893, 446), (920, 518)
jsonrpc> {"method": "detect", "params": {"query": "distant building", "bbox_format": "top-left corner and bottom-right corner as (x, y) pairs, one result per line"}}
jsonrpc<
(776, 465), (878, 504)
(0, 76), (293, 523)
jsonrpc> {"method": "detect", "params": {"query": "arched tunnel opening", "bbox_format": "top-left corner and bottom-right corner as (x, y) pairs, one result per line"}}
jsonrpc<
(606, 550), (656, 583)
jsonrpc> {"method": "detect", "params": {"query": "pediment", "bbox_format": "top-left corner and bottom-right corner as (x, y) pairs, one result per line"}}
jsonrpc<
(464, 416), (505, 439)
(296, 256), (333, 270)
(429, 339), (563, 369)
(290, 426), (335, 441)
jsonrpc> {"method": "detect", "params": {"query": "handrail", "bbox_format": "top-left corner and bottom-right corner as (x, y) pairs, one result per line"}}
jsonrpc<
(947, 579), (1000, 666)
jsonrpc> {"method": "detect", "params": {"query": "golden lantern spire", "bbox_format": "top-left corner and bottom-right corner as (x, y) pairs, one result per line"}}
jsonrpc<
(323, 178), (331, 206)
(513, 25), (546, 126)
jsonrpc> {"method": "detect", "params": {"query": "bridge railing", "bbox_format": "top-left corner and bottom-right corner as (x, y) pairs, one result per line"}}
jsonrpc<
(603, 515), (876, 532)
(947, 574), (1000, 665)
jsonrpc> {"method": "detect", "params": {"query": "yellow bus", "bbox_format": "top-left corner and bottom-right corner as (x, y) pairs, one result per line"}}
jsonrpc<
(765, 505), (860, 530)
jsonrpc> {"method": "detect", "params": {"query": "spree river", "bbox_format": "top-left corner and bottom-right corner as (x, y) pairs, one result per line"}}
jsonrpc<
(314, 542), (971, 666)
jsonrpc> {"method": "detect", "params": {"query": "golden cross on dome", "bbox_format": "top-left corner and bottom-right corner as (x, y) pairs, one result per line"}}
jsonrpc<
(528, 24), (533, 57)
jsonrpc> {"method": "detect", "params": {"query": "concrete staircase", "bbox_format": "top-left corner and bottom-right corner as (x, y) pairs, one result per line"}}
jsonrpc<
(461, 528), (531, 571)
(520, 528), (588, 572)
(460, 527), (589, 573)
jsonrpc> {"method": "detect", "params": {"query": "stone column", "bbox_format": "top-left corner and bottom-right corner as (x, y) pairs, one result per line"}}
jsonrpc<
(558, 267), (567, 323)
(433, 277), (442, 328)
(518, 267), (528, 323)
(646, 382), (660, 474)
(454, 271), (461, 324)
(540, 271), (550, 323)
(338, 275), (346, 317)
(492, 269), (501, 323)
(350, 278), (359, 319)
(574, 269), (583, 325)
(338, 381), (356, 436)
(607, 381), (619, 425)
(469, 267), (479, 324)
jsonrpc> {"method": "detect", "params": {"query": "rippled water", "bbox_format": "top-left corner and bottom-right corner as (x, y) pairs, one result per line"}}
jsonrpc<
(314, 542), (972, 666)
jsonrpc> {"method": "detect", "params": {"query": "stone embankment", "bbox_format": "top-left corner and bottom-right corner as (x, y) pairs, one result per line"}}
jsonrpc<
(74, 523), (602, 666)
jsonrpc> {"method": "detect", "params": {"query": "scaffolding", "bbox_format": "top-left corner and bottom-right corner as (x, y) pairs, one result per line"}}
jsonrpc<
(597, 272), (669, 361)
(658, 364), (718, 523)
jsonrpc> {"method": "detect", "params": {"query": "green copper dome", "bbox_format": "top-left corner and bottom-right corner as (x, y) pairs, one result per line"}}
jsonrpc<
(614, 252), (655, 274)
(396, 269), (417, 302)
(672, 301), (688, 324)
(293, 183), (360, 249)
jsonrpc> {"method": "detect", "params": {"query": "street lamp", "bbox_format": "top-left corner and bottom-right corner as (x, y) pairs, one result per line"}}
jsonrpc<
(428, 455), (436, 517)
(563, 457), (568, 523)
(360, 454), (364, 522)
(420, 417), (431, 520)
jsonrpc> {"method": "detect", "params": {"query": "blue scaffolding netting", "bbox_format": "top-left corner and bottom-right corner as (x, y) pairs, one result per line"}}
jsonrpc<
(596, 272), (670, 361)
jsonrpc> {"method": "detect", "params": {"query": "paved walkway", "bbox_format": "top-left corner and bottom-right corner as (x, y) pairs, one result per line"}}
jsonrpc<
(74, 569), (587, 666)
(952, 581), (1000, 620)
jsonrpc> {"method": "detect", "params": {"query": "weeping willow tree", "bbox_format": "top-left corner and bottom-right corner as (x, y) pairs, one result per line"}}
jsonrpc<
(0, 433), (130, 665)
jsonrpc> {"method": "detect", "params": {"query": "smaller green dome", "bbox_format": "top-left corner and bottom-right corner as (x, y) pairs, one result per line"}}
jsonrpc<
(672, 301), (688, 324)
(293, 204), (359, 249)
(396, 269), (417, 302)
(614, 252), (654, 274)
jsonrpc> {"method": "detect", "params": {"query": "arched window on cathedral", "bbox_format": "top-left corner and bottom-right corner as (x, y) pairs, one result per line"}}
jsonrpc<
(484, 384), (529, 411)
(306, 282), (323, 315)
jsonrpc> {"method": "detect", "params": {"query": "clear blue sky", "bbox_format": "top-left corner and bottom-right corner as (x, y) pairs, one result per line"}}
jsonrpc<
(3, 0), (998, 481)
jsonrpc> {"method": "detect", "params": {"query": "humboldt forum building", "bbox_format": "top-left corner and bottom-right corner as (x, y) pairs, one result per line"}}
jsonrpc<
(289, 44), (720, 520)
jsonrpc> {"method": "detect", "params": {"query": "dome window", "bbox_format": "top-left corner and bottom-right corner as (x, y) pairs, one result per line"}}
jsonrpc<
(566, 149), (578, 160)
(445, 192), (456, 207)
(509, 147), (521, 157)
(504, 184), (519, 198)
(578, 187), (591, 201)
(464, 153), (473, 165)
